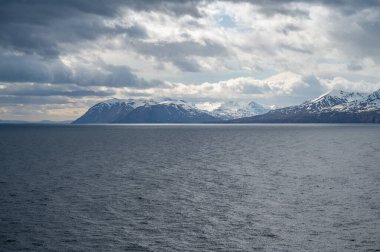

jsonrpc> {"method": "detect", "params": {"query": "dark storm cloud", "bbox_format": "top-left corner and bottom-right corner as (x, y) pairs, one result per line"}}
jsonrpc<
(0, 0), (200, 87)
(0, 55), (72, 83)
(0, 0), (200, 58)
(0, 55), (163, 87)
(0, 1), (117, 57)
(0, 14), (145, 58)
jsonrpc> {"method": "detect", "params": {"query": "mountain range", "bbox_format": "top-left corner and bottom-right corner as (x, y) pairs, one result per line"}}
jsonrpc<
(72, 89), (380, 124)
(72, 98), (268, 124)
(230, 89), (380, 123)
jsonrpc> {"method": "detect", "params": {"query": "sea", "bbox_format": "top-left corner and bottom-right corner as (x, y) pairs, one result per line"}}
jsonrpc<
(0, 124), (379, 251)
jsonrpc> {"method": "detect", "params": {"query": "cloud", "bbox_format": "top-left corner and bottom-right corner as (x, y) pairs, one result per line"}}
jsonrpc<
(0, 83), (114, 97)
(0, 55), (163, 87)
(0, 0), (202, 57)
(132, 39), (229, 72)
(329, 7), (380, 62)
(250, 0), (380, 14)
(0, 55), (72, 83)
(0, 102), (88, 121)
(0, 96), (69, 105)
(114, 72), (328, 106)
(346, 63), (363, 71)
(319, 76), (380, 93)
(255, 3), (310, 18)
(72, 62), (165, 87)
(115, 71), (380, 107)
(1, 0), (378, 60)
(1, 0), (379, 77)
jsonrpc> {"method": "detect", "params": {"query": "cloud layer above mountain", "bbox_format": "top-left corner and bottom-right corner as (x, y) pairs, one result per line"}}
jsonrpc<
(1, 0), (380, 120)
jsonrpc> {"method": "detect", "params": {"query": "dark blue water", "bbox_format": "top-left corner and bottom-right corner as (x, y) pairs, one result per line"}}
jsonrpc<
(0, 124), (379, 251)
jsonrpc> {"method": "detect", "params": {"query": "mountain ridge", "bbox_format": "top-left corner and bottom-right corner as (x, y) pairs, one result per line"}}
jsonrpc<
(229, 89), (380, 123)
(72, 98), (268, 124)
(72, 89), (380, 124)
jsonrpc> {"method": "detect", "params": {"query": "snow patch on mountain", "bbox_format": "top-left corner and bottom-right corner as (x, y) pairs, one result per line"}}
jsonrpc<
(99, 98), (157, 108)
(335, 89), (380, 112)
(230, 89), (380, 123)
(311, 90), (367, 104)
(261, 89), (380, 118)
(211, 101), (269, 119)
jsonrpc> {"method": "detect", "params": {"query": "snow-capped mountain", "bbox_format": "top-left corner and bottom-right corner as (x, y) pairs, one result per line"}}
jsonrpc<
(338, 90), (380, 112)
(73, 90), (380, 124)
(72, 98), (155, 124)
(211, 101), (269, 120)
(305, 90), (368, 112)
(270, 90), (369, 115)
(73, 98), (269, 123)
(230, 89), (380, 123)
(72, 98), (222, 124)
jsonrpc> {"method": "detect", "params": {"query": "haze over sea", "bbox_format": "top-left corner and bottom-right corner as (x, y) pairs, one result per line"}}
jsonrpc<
(0, 124), (379, 251)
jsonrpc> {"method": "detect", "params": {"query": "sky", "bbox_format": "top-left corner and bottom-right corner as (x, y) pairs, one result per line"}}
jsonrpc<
(1, 0), (380, 121)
